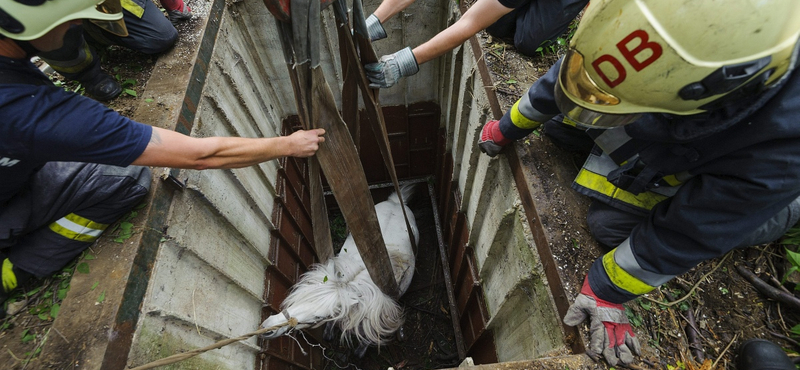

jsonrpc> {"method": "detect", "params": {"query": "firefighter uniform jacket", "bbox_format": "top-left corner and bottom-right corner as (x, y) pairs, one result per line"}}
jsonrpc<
(498, 58), (800, 304)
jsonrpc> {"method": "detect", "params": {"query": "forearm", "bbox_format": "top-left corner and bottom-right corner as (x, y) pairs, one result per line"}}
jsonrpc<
(411, 0), (512, 64)
(412, 21), (477, 64)
(132, 127), (322, 169)
(373, 0), (418, 23)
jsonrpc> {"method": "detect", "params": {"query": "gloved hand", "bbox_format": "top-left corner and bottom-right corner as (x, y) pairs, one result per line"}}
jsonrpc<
(365, 14), (387, 41)
(478, 120), (511, 157)
(563, 276), (641, 366)
(364, 47), (419, 88)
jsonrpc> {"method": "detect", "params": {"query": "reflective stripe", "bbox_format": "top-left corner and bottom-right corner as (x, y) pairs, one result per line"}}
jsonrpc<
(48, 213), (109, 242)
(603, 249), (656, 295)
(48, 42), (94, 74)
(509, 101), (543, 130)
(576, 168), (667, 210)
(122, 0), (145, 18)
(615, 238), (675, 286)
(562, 116), (579, 127)
(662, 171), (691, 187)
(517, 94), (553, 122)
(2, 258), (17, 292)
(593, 127), (631, 154)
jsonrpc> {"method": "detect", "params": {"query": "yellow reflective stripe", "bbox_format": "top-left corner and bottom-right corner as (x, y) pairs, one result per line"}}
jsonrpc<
(575, 168), (667, 210)
(603, 250), (655, 295)
(48, 42), (94, 74)
(121, 0), (145, 18)
(561, 116), (579, 127)
(48, 213), (109, 243)
(509, 101), (543, 130)
(2, 258), (17, 292)
(661, 174), (682, 187)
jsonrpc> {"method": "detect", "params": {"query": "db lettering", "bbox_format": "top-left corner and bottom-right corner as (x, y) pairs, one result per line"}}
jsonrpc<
(591, 30), (663, 88)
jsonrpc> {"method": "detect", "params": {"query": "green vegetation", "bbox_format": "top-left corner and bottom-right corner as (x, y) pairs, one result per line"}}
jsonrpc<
(535, 19), (579, 57)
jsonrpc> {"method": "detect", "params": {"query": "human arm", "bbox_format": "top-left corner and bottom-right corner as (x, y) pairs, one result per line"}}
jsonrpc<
(365, 0), (418, 41)
(566, 137), (800, 365)
(479, 58), (563, 156)
(131, 127), (325, 169)
(365, 0), (513, 88)
(412, 0), (513, 64)
(372, 0), (418, 23)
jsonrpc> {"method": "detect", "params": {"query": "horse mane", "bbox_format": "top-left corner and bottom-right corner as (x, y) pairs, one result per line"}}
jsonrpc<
(279, 185), (418, 347)
(281, 251), (405, 346)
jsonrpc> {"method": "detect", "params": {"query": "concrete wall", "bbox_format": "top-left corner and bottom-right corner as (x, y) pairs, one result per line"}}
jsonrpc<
(435, 34), (565, 361)
(127, 0), (566, 367)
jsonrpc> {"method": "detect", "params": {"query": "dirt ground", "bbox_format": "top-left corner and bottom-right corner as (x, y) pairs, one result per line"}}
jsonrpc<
(3, 4), (800, 370)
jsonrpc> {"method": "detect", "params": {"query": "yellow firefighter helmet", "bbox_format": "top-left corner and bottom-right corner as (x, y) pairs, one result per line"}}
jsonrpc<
(555, 0), (800, 128)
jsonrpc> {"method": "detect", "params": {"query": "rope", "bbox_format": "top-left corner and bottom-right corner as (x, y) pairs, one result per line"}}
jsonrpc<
(128, 318), (298, 370)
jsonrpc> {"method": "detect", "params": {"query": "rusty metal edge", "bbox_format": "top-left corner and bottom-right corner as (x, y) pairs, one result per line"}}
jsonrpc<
(460, 5), (586, 355)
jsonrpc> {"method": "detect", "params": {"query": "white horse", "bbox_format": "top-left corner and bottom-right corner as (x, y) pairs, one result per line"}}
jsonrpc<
(260, 185), (418, 354)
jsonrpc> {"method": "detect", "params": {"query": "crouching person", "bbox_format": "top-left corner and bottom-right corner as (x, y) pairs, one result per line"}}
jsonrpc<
(478, 0), (800, 367)
(0, 0), (326, 317)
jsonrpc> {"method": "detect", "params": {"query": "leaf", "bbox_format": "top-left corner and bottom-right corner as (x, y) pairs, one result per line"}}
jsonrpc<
(91, 281), (99, 290)
(21, 329), (35, 343)
(323, 276), (328, 283)
(145, 98), (154, 103)
(84, 254), (96, 260)
(790, 324), (800, 337)
(123, 89), (137, 97)
(786, 248), (800, 268)
(57, 288), (68, 300)
(26, 287), (41, 297)
(51, 304), (60, 319)
(76, 262), (90, 274)
(97, 290), (106, 304)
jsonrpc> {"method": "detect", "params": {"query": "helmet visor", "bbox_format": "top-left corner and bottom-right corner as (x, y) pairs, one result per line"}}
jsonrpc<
(555, 49), (640, 128)
(89, 1), (127, 37)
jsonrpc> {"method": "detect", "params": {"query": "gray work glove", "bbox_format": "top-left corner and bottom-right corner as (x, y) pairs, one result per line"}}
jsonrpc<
(563, 277), (641, 367)
(364, 47), (419, 88)
(365, 14), (387, 41)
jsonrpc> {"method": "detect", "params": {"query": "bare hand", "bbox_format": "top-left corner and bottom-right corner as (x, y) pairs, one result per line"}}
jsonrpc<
(287, 128), (326, 157)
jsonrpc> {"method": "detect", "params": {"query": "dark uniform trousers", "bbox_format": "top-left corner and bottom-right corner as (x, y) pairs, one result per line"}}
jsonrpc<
(543, 118), (800, 249)
(38, 0), (177, 81)
(486, 0), (589, 57)
(0, 163), (151, 277)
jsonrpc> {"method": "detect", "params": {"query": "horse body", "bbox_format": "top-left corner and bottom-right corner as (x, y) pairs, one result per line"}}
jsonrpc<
(260, 186), (418, 348)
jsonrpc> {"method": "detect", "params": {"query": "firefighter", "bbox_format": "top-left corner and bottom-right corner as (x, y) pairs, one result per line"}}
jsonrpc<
(37, 0), (192, 102)
(0, 0), (325, 318)
(478, 0), (800, 366)
(364, 0), (588, 88)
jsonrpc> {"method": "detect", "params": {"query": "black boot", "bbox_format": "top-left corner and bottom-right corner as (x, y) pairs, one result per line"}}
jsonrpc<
(1, 258), (33, 319)
(737, 339), (795, 370)
(79, 63), (121, 102)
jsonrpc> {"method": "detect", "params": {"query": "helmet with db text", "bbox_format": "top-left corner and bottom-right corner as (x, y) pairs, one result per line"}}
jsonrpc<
(554, 0), (800, 128)
(0, 0), (127, 41)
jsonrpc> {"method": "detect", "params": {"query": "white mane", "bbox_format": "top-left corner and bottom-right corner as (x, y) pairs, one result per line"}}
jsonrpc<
(261, 185), (418, 348)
